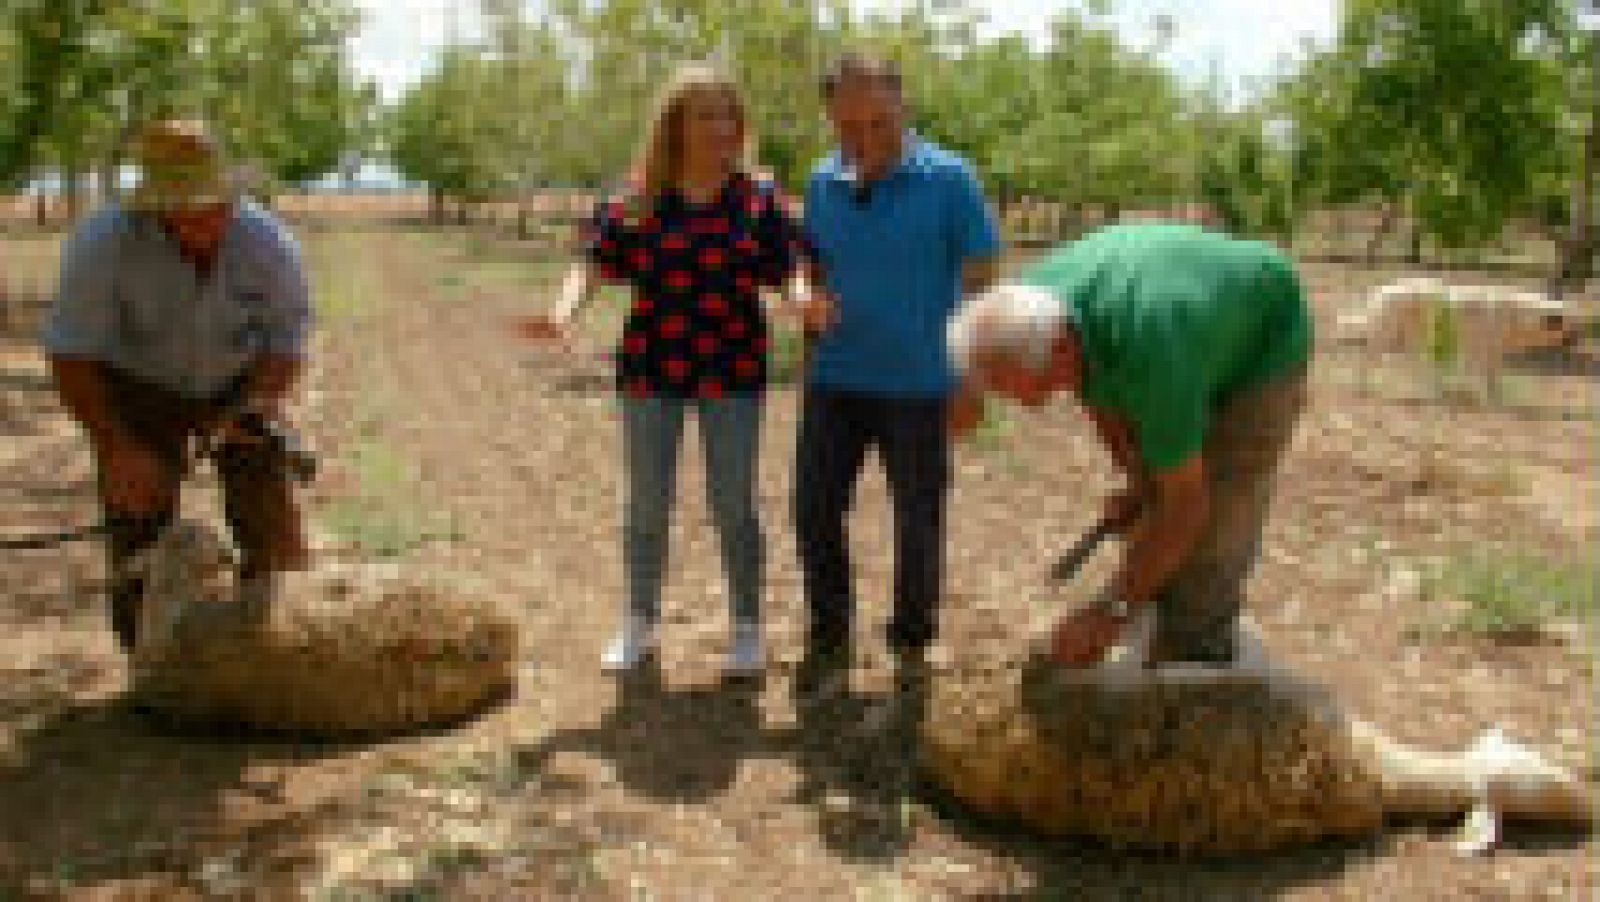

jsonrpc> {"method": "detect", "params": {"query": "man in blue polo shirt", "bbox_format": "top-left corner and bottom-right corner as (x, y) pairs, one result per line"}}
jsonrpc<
(795, 54), (1001, 688)
(41, 119), (312, 654)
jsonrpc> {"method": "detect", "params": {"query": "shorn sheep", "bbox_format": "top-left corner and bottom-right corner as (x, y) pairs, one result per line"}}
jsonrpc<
(126, 518), (520, 737)
(920, 621), (1595, 856)
(1335, 277), (1585, 372)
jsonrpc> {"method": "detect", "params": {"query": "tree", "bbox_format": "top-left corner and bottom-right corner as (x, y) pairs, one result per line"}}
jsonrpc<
(1551, 9), (1596, 292)
(998, 13), (1188, 215)
(0, 0), (134, 216)
(479, 0), (578, 235)
(1191, 90), (1297, 240)
(201, 0), (376, 191)
(1286, 0), (1577, 256)
(389, 49), (511, 222)
(0, 0), (373, 214)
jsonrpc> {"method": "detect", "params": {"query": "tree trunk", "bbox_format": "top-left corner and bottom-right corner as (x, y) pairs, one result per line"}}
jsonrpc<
(99, 156), (122, 207)
(429, 187), (445, 225)
(1549, 37), (1599, 297)
(1555, 96), (1597, 296)
(1365, 201), (1400, 266)
(34, 190), (48, 229)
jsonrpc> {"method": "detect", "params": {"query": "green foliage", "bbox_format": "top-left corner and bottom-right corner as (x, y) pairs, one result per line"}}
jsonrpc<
(389, 49), (509, 209)
(1426, 550), (1598, 636)
(0, 0), (374, 199)
(1284, 0), (1578, 250)
(1421, 293), (1460, 368)
(1193, 96), (1297, 239)
(968, 400), (1012, 452)
(384, 1), (1205, 215)
(323, 439), (464, 557)
(8, 0), (1581, 255)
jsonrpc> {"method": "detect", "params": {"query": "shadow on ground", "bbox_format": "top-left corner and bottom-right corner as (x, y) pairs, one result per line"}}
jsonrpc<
(0, 692), (366, 896)
(510, 658), (935, 864)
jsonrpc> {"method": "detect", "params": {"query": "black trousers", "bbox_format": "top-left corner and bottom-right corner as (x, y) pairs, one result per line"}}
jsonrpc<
(793, 387), (950, 652)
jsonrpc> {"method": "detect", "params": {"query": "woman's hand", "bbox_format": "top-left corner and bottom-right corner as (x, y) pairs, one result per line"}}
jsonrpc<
(512, 313), (575, 347)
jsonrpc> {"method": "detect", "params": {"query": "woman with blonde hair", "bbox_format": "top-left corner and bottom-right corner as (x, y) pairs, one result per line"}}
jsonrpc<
(531, 62), (825, 675)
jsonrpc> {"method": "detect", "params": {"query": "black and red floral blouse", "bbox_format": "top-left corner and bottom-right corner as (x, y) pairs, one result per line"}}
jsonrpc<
(584, 172), (808, 399)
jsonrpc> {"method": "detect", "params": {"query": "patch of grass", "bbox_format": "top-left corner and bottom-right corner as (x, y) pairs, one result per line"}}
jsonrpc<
(968, 400), (1013, 451)
(961, 401), (1031, 477)
(317, 290), (366, 320)
(422, 843), (491, 879)
(1425, 550), (1598, 636)
(305, 232), (377, 322)
(321, 440), (465, 557)
(323, 501), (452, 558)
(349, 439), (410, 491)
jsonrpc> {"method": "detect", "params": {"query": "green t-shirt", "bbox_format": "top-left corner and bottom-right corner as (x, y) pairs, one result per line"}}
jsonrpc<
(1017, 223), (1312, 470)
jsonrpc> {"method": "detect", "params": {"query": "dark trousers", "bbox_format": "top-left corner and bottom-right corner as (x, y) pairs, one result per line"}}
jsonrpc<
(793, 387), (950, 653)
(1150, 364), (1308, 664)
(98, 367), (305, 652)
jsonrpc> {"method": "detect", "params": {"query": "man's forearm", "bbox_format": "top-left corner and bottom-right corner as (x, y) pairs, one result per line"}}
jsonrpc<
(49, 356), (128, 445)
(1086, 407), (1145, 489)
(1111, 458), (1209, 603)
(1114, 496), (1208, 603)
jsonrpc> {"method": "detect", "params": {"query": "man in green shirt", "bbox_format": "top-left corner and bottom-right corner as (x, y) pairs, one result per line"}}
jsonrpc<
(947, 223), (1312, 666)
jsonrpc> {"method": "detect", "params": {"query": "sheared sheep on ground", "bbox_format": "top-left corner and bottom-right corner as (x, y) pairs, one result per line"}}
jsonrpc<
(1335, 277), (1584, 364)
(126, 518), (520, 738)
(920, 622), (1595, 856)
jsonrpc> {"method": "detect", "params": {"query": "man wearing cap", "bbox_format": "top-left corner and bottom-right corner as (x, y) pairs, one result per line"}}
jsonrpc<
(41, 118), (313, 653)
(946, 222), (1312, 668)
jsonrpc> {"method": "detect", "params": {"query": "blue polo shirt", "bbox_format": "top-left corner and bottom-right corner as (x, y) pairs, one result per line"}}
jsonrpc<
(803, 136), (1000, 397)
(40, 201), (312, 399)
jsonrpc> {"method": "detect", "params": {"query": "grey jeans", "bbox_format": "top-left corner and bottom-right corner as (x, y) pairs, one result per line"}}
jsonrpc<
(1150, 364), (1309, 664)
(621, 394), (764, 624)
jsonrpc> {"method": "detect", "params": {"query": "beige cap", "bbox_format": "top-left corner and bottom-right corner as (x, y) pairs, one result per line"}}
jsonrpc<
(127, 119), (238, 211)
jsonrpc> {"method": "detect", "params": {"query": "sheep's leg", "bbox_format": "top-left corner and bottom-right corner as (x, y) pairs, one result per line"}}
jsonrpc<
(1347, 720), (1597, 829)
(1467, 727), (1598, 825)
(1346, 719), (1482, 817)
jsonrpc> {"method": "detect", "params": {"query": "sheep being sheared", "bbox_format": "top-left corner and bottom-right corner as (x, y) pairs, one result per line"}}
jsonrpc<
(126, 518), (520, 737)
(920, 623), (1595, 856)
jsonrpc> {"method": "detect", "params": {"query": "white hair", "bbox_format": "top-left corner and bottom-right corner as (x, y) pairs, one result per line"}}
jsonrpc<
(948, 282), (1067, 379)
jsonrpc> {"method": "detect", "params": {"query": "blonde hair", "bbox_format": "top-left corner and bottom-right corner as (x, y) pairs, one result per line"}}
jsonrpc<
(632, 62), (754, 200)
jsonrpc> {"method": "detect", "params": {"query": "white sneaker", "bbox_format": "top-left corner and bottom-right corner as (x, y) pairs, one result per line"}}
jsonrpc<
(723, 620), (765, 675)
(601, 616), (658, 672)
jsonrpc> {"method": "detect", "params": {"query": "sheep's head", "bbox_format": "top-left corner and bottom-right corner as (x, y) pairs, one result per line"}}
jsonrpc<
(127, 518), (237, 656)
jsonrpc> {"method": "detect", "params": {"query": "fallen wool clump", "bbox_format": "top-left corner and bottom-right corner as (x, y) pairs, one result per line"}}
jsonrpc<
(920, 636), (1596, 855)
(127, 519), (520, 737)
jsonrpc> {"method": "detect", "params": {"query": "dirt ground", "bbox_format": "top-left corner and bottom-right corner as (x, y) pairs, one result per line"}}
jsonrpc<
(1, 221), (1596, 900)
